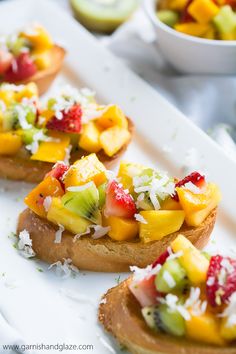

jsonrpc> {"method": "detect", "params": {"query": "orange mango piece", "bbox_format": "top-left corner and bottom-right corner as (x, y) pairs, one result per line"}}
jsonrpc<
(188, 0), (219, 23)
(100, 125), (130, 157)
(64, 153), (107, 189)
(30, 131), (70, 163)
(0, 132), (22, 155)
(175, 23), (210, 37)
(21, 25), (53, 51)
(96, 105), (128, 129)
(25, 176), (64, 218)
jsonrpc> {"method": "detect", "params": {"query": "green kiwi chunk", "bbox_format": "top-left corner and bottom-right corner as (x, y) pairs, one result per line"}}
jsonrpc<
(155, 258), (187, 293)
(62, 181), (101, 224)
(70, 0), (139, 33)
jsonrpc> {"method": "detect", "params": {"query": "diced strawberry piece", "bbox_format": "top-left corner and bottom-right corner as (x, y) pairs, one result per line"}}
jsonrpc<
(46, 104), (82, 133)
(0, 50), (13, 75)
(152, 249), (170, 269)
(206, 255), (236, 307)
(45, 162), (69, 187)
(129, 275), (160, 307)
(4, 53), (37, 82)
(105, 180), (137, 218)
(180, 0), (194, 22)
(172, 171), (206, 201)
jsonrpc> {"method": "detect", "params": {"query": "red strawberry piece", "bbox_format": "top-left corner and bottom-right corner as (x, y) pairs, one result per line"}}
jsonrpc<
(104, 180), (137, 218)
(45, 162), (69, 187)
(206, 255), (236, 307)
(172, 171), (206, 201)
(129, 275), (160, 307)
(152, 249), (171, 269)
(180, 0), (194, 23)
(46, 104), (82, 133)
(0, 50), (13, 75)
(4, 53), (37, 82)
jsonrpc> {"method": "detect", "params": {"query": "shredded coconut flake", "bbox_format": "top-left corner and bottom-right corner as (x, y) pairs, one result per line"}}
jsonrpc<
(48, 258), (79, 279)
(184, 182), (202, 194)
(18, 230), (35, 258)
(54, 224), (65, 244)
(73, 225), (110, 242)
(43, 196), (52, 212)
(130, 263), (161, 282)
(163, 270), (176, 288)
(63, 144), (72, 165)
(221, 292), (236, 327)
(134, 213), (147, 224)
(67, 181), (94, 192)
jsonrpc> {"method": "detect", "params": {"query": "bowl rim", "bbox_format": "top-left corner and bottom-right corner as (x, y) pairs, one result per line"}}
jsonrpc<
(144, 0), (236, 47)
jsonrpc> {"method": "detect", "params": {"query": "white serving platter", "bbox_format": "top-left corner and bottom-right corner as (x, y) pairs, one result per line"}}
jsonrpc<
(0, 0), (236, 353)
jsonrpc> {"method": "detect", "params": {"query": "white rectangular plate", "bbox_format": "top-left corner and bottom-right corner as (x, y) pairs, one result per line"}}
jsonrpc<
(0, 1), (236, 353)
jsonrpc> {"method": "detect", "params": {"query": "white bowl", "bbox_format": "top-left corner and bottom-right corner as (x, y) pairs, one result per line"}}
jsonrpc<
(144, 0), (236, 74)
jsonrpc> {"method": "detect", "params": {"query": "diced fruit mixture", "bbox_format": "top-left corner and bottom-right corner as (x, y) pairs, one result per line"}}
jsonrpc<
(129, 235), (236, 345)
(157, 0), (236, 40)
(0, 24), (55, 82)
(0, 83), (130, 162)
(24, 157), (220, 242)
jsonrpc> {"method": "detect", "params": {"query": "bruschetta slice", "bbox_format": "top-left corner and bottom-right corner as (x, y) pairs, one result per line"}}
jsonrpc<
(0, 24), (65, 95)
(99, 235), (236, 353)
(17, 156), (220, 271)
(0, 84), (133, 182)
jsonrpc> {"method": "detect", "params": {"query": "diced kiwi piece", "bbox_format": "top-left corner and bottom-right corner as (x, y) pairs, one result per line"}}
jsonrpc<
(7, 36), (29, 56)
(98, 182), (107, 208)
(62, 181), (102, 224)
(2, 107), (18, 131)
(47, 98), (57, 110)
(157, 10), (179, 27)
(213, 6), (236, 34)
(142, 306), (160, 331)
(19, 127), (41, 144)
(70, 0), (138, 33)
(159, 304), (185, 336)
(155, 258), (187, 293)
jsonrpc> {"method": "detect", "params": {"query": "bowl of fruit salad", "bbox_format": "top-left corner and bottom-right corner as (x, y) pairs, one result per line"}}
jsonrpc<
(145, 0), (236, 74)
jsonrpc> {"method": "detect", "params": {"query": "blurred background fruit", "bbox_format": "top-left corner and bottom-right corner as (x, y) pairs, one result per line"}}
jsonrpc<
(70, 0), (139, 33)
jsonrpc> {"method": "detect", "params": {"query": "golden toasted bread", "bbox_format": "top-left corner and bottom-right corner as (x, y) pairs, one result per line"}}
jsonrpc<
(98, 278), (236, 354)
(17, 207), (216, 272)
(16, 45), (66, 95)
(0, 118), (133, 183)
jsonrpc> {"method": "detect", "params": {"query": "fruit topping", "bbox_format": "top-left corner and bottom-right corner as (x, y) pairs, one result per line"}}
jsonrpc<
(46, 104), (82, 133)
(4, 53), (37, 82)
(104, 180), (137, 218)
(155, 258), (187, 293)
(173, 171), (205, 201)
(206, 255), (236, 307)
(45, 162), (69, 186)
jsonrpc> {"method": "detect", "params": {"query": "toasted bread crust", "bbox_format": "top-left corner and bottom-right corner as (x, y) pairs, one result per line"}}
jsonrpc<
(15, 45), (66, 95)
(17, 207), (216, 272)
(99, 279), (236, 354)
(0, 118), (134, 183)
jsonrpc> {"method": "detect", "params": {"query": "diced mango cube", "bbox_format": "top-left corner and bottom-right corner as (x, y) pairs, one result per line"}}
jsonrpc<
(25, 176), (64, 218)
(15, 83), (38, 102)
(100, 125), (130, 157)
(0, 132), (22, 155)
(79, 121), (102, 153)
(118, 161), (147, 193)
(188, 0), (219, 23)
(38, 109), (55, 127)
(186, 311), (224, 346)
(161, 197), (182, 210)
(220, 317), (236, 341)
(176, 183), (221, 227)
(104, 216), (138, 241)
(168, 0), (188, 10)
(0, 90), (15, 106)
(96, 105), (128, 129)
(171, 235), (209, 284)
(139, 210), (185, 243)
(175, 23), (210, 37)
(20, 25), (53, 51)
(64, 153), (107, 189)
(32, 50), (51, 70)
(30, 131), (70, 163)
(47, 197), (91, 235)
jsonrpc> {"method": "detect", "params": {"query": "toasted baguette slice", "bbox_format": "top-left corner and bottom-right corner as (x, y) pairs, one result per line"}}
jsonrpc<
(17, 207), (216, 272)
(15, 45), (66, 95)
(98, 278), (236, 354)
(0, 118), (133, 183)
